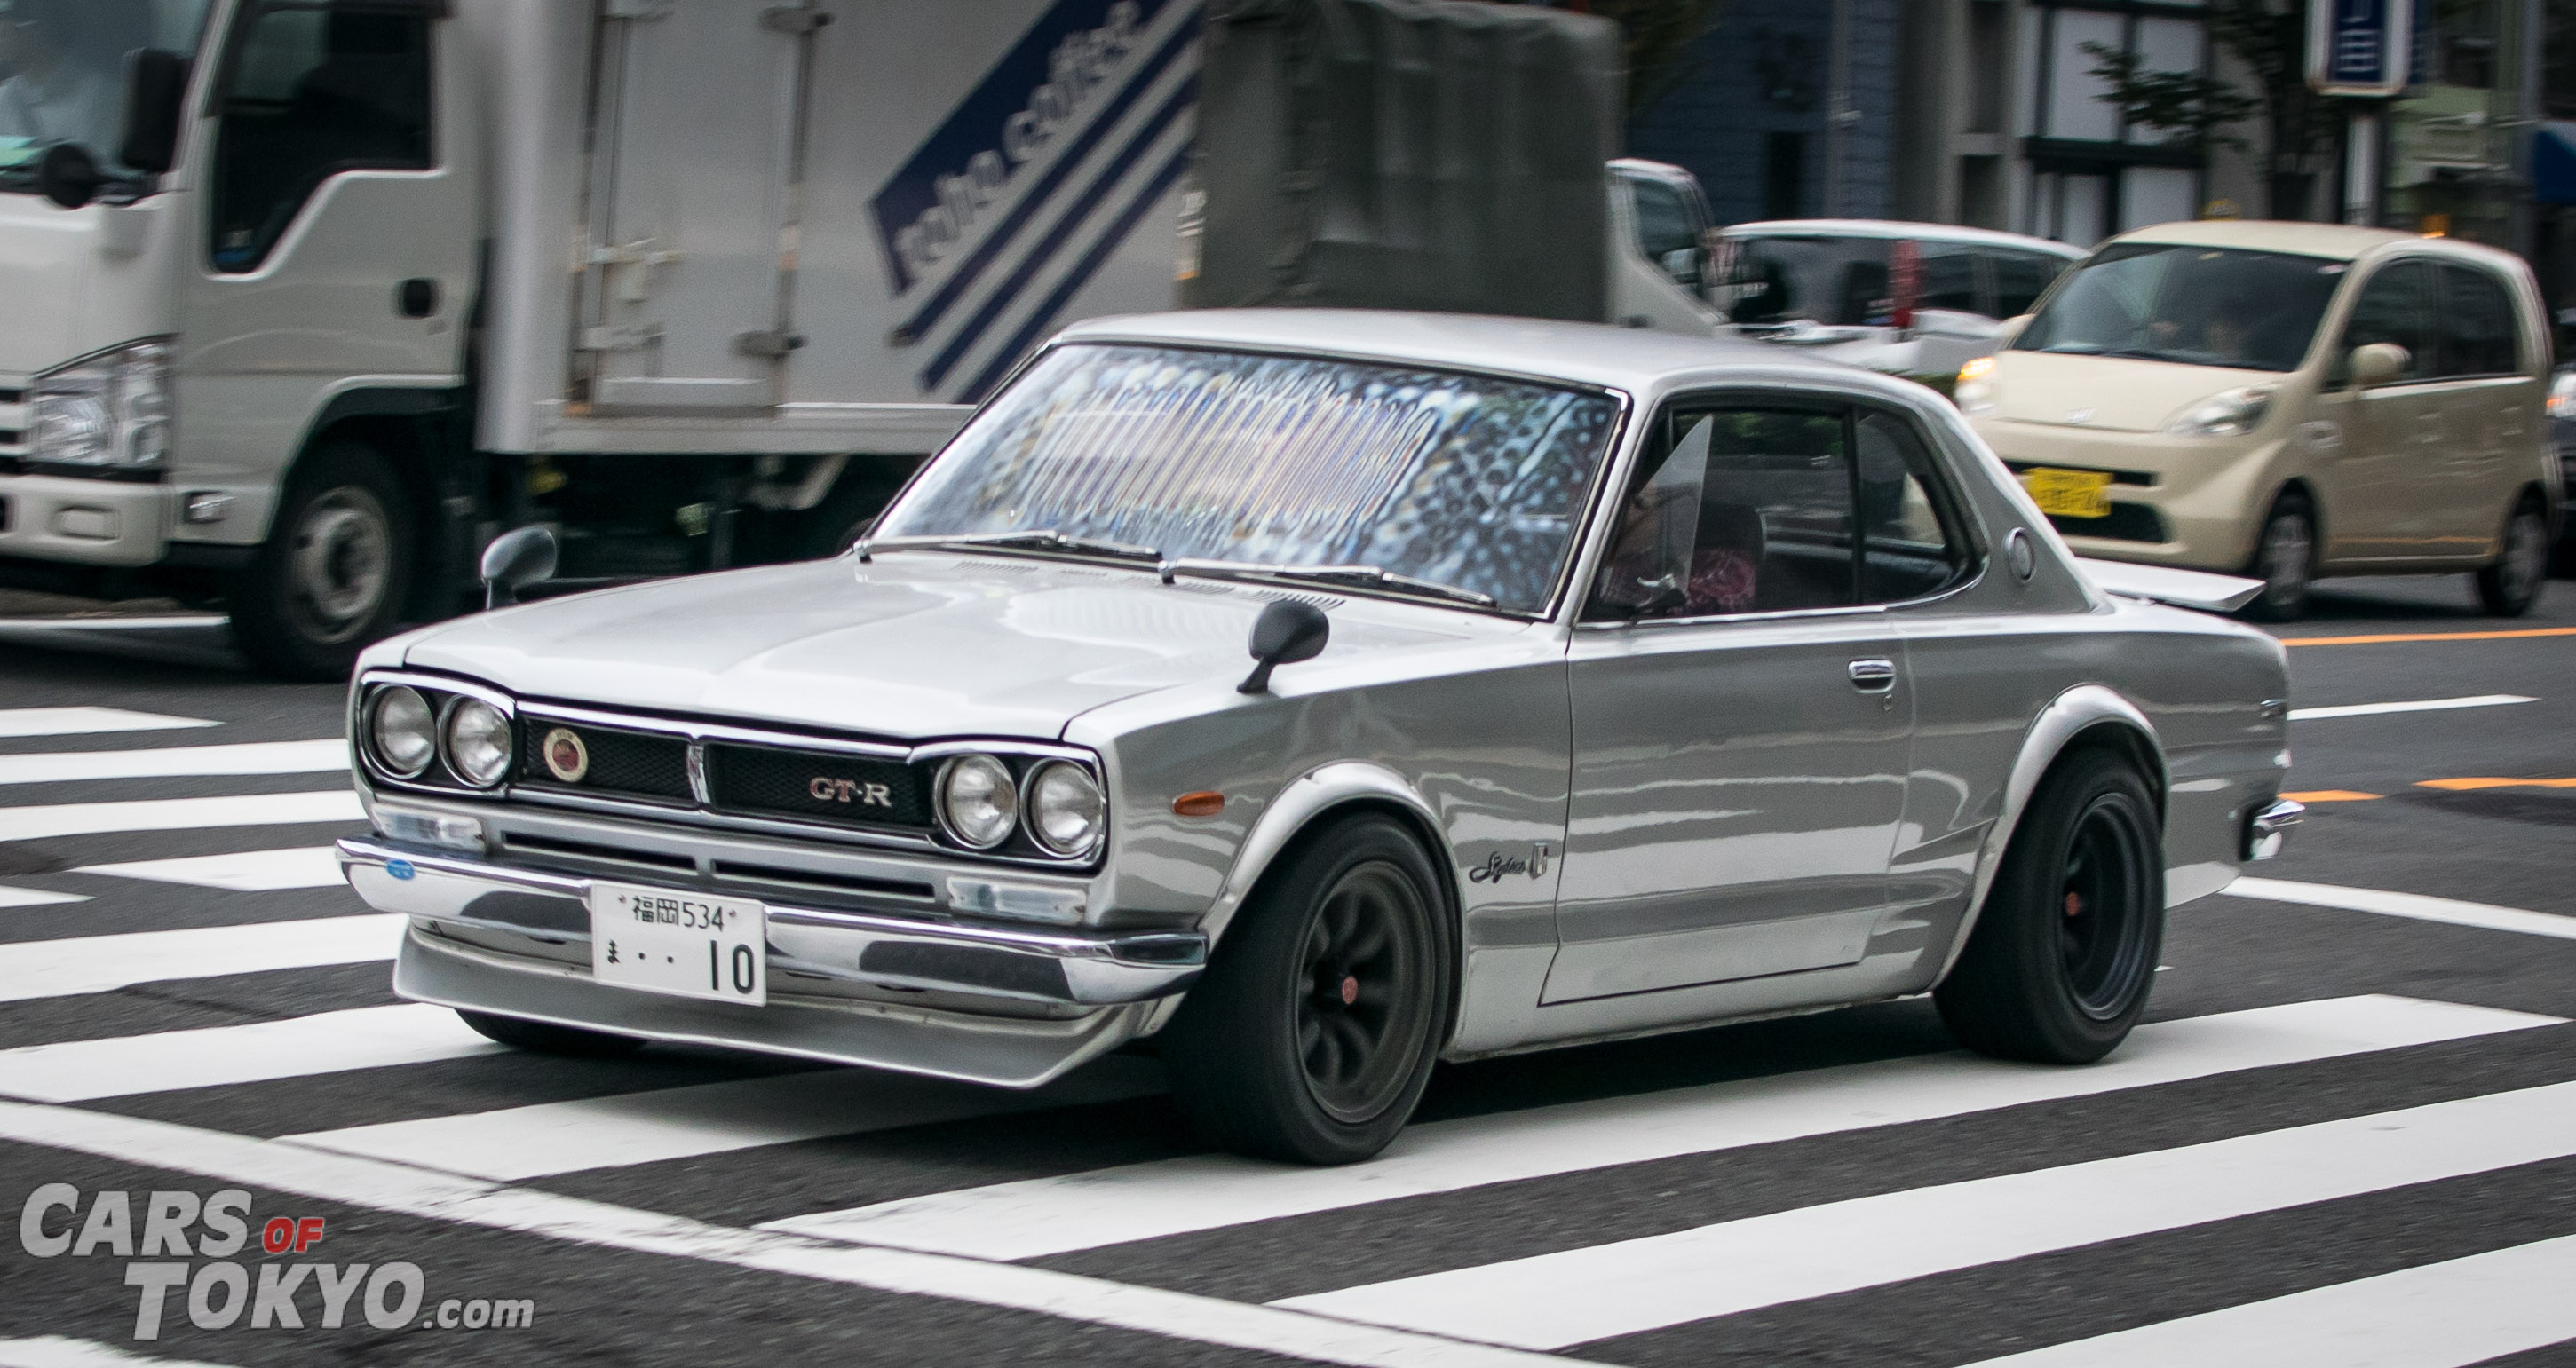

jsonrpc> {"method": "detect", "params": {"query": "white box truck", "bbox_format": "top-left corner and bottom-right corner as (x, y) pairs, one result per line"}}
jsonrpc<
(0, 0), (1712, 676)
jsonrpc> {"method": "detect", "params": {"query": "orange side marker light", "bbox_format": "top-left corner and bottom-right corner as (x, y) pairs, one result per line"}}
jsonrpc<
(1173, 791), (1225, 817)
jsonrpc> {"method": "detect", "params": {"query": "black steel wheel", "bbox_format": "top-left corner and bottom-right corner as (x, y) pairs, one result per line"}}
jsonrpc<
(2239, 490), (2315, 623)
(1937, 747), (2163, 1064)
(229, 441), (416, 680)
(1161, 813), (1452, 1164)
(2476, 495), (2549, 618)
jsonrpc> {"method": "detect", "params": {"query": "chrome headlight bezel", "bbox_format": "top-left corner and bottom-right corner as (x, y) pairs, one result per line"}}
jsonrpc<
(366, 685), (437, 779)
(31, 338), (175, 472)
(440, 697), (514, 788)
(937, 753), (1020, 850)
(1024, 760), (1106, 858)
(2165, 384), (2275, 439)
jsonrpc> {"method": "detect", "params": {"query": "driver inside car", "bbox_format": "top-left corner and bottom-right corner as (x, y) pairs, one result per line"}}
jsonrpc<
(0, 0), (136, 156)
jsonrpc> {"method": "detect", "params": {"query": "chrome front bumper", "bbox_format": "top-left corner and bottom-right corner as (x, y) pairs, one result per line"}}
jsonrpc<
(338, 837), (1205, 1006)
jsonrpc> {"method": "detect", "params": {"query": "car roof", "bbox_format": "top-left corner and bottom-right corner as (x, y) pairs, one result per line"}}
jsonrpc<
(1722, 219), (2085, 257)
(2104, 217), (2460, 261)
(1052, 308), (1884, 396)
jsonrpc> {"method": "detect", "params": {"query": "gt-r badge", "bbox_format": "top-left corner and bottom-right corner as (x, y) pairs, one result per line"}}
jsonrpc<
(542, 728), (588, 783)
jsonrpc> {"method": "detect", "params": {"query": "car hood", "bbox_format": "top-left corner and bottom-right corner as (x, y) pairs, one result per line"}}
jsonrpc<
(1989, 350), (2279, 433)
(396, 553), (1485, 741)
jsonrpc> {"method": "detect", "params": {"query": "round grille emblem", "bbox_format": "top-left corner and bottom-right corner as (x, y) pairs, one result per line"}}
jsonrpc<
(542, 727), (589, 783)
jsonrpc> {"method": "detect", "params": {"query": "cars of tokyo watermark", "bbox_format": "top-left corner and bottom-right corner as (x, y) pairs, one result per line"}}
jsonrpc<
(18, 1184), (535, 1340)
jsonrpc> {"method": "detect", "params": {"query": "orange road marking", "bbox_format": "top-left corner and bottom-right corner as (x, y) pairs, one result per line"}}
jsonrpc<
(2279, 626), (2576, 646)
(2280, 790), (2384, 802)
(2416, 777), (2576, 791)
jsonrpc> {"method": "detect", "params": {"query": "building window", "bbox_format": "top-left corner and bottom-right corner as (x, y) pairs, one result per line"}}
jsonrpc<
(1764, 131), (1807, 219)
(2020, 2), (2211, 244)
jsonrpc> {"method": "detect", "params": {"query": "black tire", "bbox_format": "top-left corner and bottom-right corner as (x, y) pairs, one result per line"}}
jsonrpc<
(456, 1009), (647, 1059)
(1161, 813), (1454, 1165)
(1936, 747), (2164, 1064)
(229, 442), (416, 680)
(2475, 495), (2548, 617)
(2239, 491), (2315, 623)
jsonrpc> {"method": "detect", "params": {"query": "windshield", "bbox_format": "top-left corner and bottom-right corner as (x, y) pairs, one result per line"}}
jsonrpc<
(0, 0), (213, 186)
(2010, 242), (2346, 373)
(1720, 235), (1892, 327)
(875, 344), (1625, 614)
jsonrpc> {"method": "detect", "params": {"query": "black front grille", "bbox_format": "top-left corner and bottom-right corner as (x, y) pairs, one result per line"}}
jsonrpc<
(517, 719), (692, 802)
(2048, 502), (2168, 544)
(706, 742), (932, 830)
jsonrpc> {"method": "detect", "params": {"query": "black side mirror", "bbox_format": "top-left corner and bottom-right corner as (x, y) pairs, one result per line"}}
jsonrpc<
(480, 526), (559, 610)
(119, 50), (189, 176)
(35, 144), (103, 211)
(1237, 600), (1330, 694)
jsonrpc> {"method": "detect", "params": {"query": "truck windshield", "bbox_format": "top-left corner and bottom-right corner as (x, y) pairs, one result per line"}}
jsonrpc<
(0, 0), (214, 186)
(876, 344), (1624, 614)
(2010, 242), (2346, 373)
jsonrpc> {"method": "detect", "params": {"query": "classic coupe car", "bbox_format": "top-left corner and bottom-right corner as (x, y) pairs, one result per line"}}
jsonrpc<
(337, 310), (2300, 1165)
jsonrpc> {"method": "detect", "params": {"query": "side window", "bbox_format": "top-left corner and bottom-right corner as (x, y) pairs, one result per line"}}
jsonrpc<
(1990, 251), (2065, 319)
(1917, 243), (1978, 314)
(210, 4), (434, 274)
(1589, 404), (1854, 620)
(2338, 260), (2437, 384)
(1854, 411), (1970, 603)
(1628, 176), (1702, 287)
(2437, 265), (2520, 378)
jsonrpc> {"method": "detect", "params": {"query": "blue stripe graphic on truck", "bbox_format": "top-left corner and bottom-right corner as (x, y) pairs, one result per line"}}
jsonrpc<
(871, 0), (1180, 304)
(959, 143), (1195, 405)
(923, 75), (1196, 392)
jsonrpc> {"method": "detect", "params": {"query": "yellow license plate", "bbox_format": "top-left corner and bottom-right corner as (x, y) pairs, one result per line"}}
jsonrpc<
(2023, 467), (2113, 519)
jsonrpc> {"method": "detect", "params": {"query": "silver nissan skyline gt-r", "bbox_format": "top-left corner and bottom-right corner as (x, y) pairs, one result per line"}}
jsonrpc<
(337, 309), (2303, 1166)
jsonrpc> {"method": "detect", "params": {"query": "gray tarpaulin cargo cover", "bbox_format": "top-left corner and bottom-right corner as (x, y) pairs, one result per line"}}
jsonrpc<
(1182, 0), (1621, 323)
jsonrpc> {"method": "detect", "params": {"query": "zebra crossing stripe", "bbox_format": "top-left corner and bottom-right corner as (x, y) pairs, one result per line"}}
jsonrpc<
(1272, 1079), (2576, 1349)
(1954, 1231), (2576, 1368)
(0, 914), (403, 1003)
(0, 790), (365, 842)
(762, 995), (2559, 1259)
(0, 739), (345, 785)
(0, 708), (217, 739)
(2230, 878), (2576, 942)
(0, 1004), (496, 1103)
(0, 1336), (244, 1368)
(73, 846), (345, 891)
(0, 1099), (1575, 1368)
(0, 886), (87, 909)
(281, 1053), (1167, 1180)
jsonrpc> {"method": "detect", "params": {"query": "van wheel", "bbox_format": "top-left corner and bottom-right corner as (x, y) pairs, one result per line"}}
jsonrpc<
(456, 1010), (646, 1058)
(2475, 496), (2548, 618)
(1161, 814), (1452, 1165)
(1937, 748), (2164, 1064)
(229, 443), (415, 680)
(2239, 492), (2314, 622)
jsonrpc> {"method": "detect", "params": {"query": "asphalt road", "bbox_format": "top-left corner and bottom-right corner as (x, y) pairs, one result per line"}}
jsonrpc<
(0, 572), (2572, 1368)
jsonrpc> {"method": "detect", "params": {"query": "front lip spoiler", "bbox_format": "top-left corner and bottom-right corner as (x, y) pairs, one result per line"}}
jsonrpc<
(335, 836), (1203, 1006)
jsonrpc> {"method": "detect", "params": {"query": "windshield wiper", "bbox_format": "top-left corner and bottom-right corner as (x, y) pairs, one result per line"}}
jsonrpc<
(1168, 558), (1496, 608)
(861, 530), (1163, 564)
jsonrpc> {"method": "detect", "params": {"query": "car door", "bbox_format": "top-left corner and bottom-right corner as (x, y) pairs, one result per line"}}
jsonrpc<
(2314, 257), (2445, 562)
(1546, 395), (1912, 1004)
(2428, 261), (2537, 554)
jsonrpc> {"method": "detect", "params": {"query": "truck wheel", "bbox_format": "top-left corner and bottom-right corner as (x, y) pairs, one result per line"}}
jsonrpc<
(230, 442), (415, 680)
(1161, 814), (1452, 1165)
(1936, 748), (2163, 1064)
(2239, 491), (2314, 622)
(2474, 495), (2548, 618)
(456, 1010), (646, 1058)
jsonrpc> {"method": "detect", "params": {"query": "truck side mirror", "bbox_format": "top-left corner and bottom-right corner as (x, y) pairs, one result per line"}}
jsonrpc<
(35, 144), (103, 211)
(2349, 342), (2408, 388)
(119, 50), (191, 177)
(480, 526), (560, 610)
(1238, 600), (1330, 694)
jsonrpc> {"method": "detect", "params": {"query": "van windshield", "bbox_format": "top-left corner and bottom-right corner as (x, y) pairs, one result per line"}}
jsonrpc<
(1720, 235), (1893, 327)
(0, 0), (215, 187)
(2011, 242), (2346, 373)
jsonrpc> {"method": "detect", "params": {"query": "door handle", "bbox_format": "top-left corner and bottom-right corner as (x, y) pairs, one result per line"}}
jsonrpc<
(1847, 658), (1897, 692)
(397, 278), (439, 319)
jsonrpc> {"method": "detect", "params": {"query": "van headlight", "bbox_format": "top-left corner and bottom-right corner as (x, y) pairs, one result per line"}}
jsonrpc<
(441, 699), (513, 788)
(2166, 385), (2275, 438)
(1954, 356), (1997, 415)
(1025, 762), (1106, 858)
(31, 339), (174, 470)
(939, 754), (1019, 849)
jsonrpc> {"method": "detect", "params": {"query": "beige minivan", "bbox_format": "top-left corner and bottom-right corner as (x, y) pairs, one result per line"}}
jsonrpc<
(1958, 221), (2559, 619)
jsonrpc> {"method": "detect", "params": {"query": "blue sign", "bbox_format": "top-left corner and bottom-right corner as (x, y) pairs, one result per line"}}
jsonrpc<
(2309, 0), (2414, 96)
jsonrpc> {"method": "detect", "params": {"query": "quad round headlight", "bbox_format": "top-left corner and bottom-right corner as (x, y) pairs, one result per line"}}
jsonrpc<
(939, 754), (1019, 849)
(368, 686), (435, 779)
(442, 698), (513, 787)
(1026, 762), (1105, 857)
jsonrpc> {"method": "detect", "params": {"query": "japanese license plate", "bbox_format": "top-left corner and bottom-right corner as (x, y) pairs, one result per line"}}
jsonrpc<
(587, 882), (767, 1006)
(2023, 467), (2114, 520)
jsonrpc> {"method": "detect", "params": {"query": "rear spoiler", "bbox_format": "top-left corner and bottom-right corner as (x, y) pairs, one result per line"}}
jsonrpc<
(2074, 557), (2264, 614)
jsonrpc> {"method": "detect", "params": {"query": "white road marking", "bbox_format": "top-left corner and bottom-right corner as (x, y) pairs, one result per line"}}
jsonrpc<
(1273, 1080), (2576, 1349)
(0, 708), (217, 739)
(0, 1101), (1573, 1368)
(0, 1003), (498, 1103)
(2287, 694), (2536, 721)
(0, 615), (229, 631)
(0, 915), (403, 1002)
(0, 886), (87, 909)
(0, 1338), (244, 1368)
(283, 1055), (1169, 1180)
(75, 846), (345, 891)
(765, 996), (2560, 1260)
(0, 739), (345, 786)
(1957, 1232), (2576, 1368)
(0, 789), (364, 843)
(2231, 878), (2576, 942)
